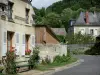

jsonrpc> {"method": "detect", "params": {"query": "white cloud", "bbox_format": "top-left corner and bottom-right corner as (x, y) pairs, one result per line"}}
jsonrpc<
(32, 0), (61, 9)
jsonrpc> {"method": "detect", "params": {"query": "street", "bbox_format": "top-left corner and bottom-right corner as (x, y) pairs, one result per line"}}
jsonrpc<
(53, 55), (100, 75)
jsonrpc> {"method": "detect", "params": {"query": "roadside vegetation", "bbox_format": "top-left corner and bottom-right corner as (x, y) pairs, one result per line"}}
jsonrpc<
(85, 42), (100, 55)
(36, 50), (77, 71)
(66, 32), (95, 44)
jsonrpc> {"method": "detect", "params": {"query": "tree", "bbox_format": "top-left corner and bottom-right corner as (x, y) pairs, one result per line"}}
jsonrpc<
(41, 12), (62, 28)
(61, 8), (73, 32)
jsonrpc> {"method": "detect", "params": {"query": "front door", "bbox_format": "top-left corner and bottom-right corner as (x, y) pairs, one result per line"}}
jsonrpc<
(7, 31), (14, 51)
(25, 34), (30, 50)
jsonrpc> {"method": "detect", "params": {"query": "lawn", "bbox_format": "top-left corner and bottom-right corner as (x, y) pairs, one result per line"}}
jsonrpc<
(36, 57), (77, 71)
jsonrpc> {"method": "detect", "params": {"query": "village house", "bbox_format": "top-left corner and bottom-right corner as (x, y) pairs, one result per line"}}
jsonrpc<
(69, 11), (100, 37)
(0, 0), (35, 60)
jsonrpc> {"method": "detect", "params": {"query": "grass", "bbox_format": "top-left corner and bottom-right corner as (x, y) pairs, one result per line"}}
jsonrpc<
(36, 57), (77, 71)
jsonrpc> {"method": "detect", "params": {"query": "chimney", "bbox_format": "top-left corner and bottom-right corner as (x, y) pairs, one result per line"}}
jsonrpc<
(85, 11), (89, 24)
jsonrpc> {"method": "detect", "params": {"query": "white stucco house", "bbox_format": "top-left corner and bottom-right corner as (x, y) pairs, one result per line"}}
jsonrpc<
(0, 0), (35, 60)
(69, 11), (100, 37)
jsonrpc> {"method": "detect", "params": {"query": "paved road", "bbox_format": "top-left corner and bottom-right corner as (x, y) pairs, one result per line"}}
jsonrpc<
(53, 55), (100, 75)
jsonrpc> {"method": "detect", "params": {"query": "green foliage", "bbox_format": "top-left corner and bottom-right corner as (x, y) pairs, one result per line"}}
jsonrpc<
(47, 0), (100, 14)
(53, 49), (71, 64)
(61, 8), (73, 31)
(36, 49), (77, 71)
(28, 47), (40, 69)
(56, 35), (65, 43)
(85, 42), (100, 55)
(66, 32), (95, 44)
(33, 0), (100, 31)
(41, 12), (62, 28)
(5, 51), (16, 74)
(0, 66), (4, 73)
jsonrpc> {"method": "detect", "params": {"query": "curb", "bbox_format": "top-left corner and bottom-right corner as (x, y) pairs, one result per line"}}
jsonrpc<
(41, 59), (84, 75)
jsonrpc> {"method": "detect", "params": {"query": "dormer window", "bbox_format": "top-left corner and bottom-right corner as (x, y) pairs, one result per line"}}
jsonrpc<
(25, 8), (30, 24)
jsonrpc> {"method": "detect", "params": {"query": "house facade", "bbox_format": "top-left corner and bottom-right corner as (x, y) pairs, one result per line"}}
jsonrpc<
(0, 0), (35, 60)
(35, 25), (60, 45)
(69, 11), (100, 37)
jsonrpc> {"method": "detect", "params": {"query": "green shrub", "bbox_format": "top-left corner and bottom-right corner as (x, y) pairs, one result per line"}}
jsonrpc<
(66, 32), (95, 44)
(56, 35), (66, 43)
(53, 49), (71, 64)
(85, 42), (100, 55)
(0, 66), (4, 73)
(5, 51), (16, 74)
(28, 47), (40, 69)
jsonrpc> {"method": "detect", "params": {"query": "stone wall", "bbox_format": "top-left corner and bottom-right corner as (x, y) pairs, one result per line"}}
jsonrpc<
(67, 44), (94, 51)
(37, 44), (67, 62)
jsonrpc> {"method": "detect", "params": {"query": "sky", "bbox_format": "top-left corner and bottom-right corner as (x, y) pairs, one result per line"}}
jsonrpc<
(32, 0), (61, 9)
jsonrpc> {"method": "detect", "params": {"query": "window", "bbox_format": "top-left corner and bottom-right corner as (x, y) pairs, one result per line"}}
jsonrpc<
(90, 29), (94, 35)
(80, 29), (85, 34)
(8, 1), (14, 20)
(25, 8), (30, 24)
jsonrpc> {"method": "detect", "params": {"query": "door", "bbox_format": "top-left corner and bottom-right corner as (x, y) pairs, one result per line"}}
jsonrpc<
(25, 34), (30, 50)
(7, 31), (14, 51)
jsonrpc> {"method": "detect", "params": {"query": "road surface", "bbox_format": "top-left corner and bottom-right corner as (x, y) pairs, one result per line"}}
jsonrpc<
(53, 55), (100, 75)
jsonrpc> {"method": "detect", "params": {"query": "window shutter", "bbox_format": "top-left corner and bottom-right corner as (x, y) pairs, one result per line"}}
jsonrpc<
(16, 33), (19, 44)
(2, 29), (7, 56)
(15, 33), (20, 55)
(21, 34), (25, 55)
(31, 35), (35, 47)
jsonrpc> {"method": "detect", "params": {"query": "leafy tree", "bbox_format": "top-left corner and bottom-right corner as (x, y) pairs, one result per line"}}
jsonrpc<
(41, 12), (62, 28)
(61, 8), (73, 32)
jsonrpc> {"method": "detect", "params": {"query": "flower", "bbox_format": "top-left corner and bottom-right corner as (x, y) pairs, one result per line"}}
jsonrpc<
(25, 49), (31, 55)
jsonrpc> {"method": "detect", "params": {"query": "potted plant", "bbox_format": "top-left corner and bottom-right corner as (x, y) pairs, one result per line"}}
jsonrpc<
(25, 49), (31, 55)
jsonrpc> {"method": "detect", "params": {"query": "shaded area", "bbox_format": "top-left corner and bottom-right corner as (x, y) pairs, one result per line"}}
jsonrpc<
(85, 42), (100, 55)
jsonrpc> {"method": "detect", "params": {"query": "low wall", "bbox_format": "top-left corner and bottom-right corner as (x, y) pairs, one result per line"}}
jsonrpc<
(36, 44), (67, 62)
(67, 44), (94, 51)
